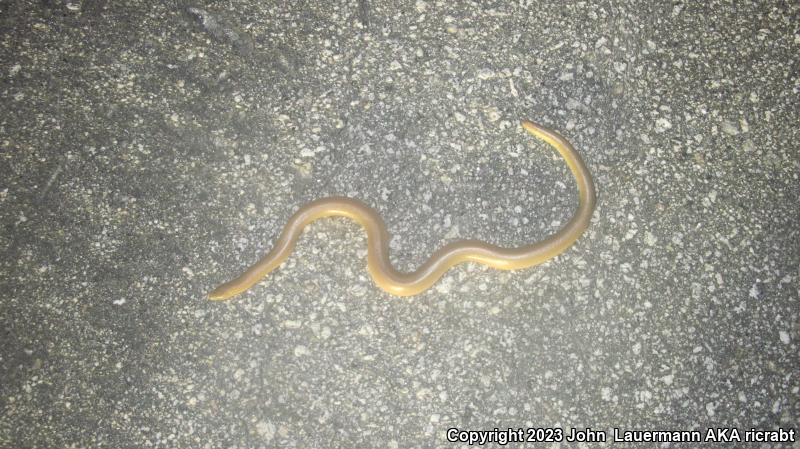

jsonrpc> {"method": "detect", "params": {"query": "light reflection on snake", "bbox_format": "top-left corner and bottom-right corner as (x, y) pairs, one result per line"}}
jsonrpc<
(209, 120), (596, 299)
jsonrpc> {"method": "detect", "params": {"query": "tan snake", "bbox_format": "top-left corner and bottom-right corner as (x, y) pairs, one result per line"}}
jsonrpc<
(209, 120), (596, 299)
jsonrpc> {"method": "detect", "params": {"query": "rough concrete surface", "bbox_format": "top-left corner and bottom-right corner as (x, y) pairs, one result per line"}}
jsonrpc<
(1, 1), (798, 448)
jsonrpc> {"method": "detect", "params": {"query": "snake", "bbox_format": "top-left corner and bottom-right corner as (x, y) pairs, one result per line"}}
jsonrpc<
(209, 119), (596, 299)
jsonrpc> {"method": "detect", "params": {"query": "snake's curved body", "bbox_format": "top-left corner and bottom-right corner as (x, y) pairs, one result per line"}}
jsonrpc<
(209, 120), (596, 299)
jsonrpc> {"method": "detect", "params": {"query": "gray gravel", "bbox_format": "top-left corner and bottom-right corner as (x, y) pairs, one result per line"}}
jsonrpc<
(1, 1), (798, 448)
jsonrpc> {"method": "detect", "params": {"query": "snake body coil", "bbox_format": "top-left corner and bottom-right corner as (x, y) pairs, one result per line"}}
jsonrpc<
(209, 120), (596, 299)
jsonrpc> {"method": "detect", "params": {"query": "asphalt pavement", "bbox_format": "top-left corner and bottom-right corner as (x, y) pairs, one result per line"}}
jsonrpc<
(1, 1), (798, 447)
